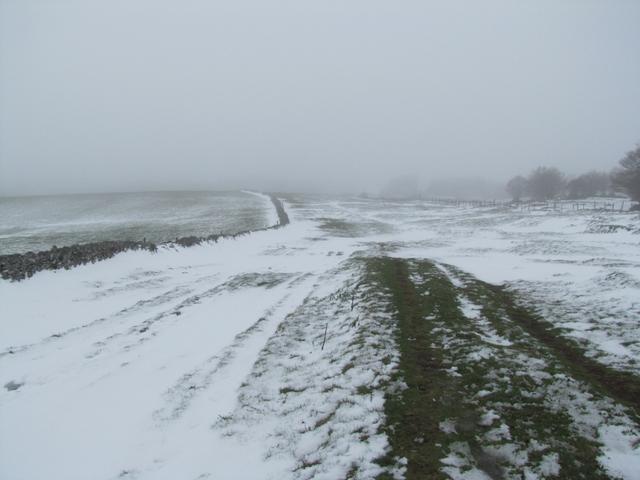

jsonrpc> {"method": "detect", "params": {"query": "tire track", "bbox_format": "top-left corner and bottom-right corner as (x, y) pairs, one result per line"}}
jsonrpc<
(372, 257), (640, 479)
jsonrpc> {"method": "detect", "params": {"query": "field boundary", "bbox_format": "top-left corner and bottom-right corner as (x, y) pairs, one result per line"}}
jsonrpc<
(0, 194), (289, 281)
(423, 196), (636, 212)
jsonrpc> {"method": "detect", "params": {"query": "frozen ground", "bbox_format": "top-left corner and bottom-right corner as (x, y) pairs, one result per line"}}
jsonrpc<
(1, 194), (639, 479)
(291, 196), (640, 374)
(0, 190), (274, 254)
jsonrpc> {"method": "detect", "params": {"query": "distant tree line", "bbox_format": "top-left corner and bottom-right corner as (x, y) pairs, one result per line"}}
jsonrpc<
(506, 143), (640, 205)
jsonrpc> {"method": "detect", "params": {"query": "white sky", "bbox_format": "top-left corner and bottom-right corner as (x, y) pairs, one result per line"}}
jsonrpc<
(1, 0), (639, 195)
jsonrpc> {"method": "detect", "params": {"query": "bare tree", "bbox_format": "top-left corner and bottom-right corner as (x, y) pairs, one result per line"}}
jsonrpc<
(527, 167), (566, 201)
(611, 144), (640, 203)
(506, 175), (528, 201)
(567, 171), (611, 199)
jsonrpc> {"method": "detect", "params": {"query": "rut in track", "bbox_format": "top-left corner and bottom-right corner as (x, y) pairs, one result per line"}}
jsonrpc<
(370, 256), (639, 480)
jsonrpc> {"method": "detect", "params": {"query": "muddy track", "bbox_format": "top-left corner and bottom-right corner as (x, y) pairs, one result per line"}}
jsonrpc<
(369, 258), (442, 477)
(370, 256), (637, 479)
(372, 257), (506, 480)
(484, 282), (640, 415)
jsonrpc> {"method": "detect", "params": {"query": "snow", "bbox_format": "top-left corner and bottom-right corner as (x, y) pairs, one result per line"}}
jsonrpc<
(478, 410), (500, 426)
(351, 200), (640, 375)
(0, 191), (272, 255)
(242, 190), (280, 227)
(2, 195), (640, 479)
(0, 205), (404, 479)
(441, 442), (493, 480)
(598, 424), (640, 480)
(454, 294), (513, 348)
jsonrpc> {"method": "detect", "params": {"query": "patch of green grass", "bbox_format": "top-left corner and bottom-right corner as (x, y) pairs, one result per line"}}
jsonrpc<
(367, 257), (616, 479)
(368, 257), (477, 479)
(445, 262), (640, 415)
(279, 386), (307, 395)
(317, 217), (393, 237)
(357, 385), (374, 396)
(341, 361), (356, 374)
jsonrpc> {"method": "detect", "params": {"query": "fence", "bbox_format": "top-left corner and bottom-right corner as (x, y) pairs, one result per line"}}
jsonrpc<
(423, 197), (635, 213)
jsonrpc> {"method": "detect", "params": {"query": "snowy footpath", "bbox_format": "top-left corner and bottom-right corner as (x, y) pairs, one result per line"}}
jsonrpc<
(1, 195), (640, 479)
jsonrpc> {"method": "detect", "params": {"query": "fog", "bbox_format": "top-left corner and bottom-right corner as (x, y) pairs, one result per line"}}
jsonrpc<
(1, 0), (639, 196)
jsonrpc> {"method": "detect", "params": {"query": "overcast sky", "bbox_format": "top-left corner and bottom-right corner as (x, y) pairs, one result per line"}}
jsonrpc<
(1, 0), (639, 195)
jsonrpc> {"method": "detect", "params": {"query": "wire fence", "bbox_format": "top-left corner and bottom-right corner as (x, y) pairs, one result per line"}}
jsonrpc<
(423, 197), (636, 213)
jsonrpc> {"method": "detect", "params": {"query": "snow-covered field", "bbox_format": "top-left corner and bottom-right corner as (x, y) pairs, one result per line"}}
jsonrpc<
(1, 194), (639, 479)
(0, 190), (274, 254)
(297, 196), (640, 375)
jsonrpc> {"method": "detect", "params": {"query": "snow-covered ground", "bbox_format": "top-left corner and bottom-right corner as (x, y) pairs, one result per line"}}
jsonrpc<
(1, 194), (639, 479)
(293, 196), (640, 374)
(0, 190), (273, 255)
(1, 198), (403, 480)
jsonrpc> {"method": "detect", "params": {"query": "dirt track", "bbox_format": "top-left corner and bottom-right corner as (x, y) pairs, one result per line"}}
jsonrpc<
(370, 256), (638, 479)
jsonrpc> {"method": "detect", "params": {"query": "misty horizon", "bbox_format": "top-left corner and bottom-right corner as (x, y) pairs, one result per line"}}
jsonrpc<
(1, 0), (639, 196)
